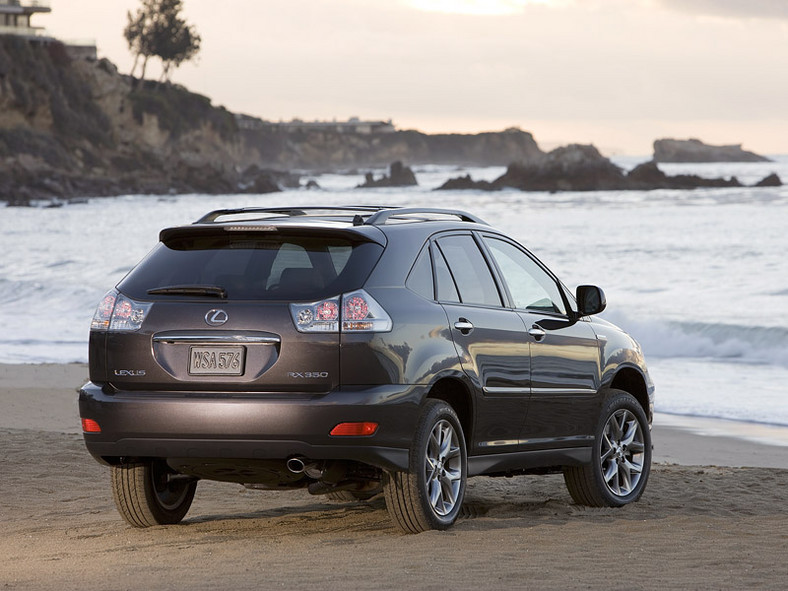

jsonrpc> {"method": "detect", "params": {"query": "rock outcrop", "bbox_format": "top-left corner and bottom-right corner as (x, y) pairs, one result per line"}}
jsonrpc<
(627, 160), (742, 189)
(653, 138), (771, 163)
(435, 175), (496, 191)
(357, 161), (417, 188)
(437, 154), (782, 193)
(754, 173), (782, 187)
(493, 144), (626, 191)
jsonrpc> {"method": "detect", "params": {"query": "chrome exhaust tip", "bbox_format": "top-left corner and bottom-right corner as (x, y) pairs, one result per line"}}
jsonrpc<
(286, 457), (306, 474)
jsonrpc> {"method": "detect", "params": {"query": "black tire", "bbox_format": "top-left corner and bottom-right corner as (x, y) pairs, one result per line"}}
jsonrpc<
(111, 460), (197, 527)
(326, 486), (382, 502)
(326, 490), (360, 502)
(384, 399), (467, 533)
(564, 389), (651, 507)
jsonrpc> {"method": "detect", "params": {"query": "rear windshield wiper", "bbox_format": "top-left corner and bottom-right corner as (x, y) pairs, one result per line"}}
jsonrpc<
(147, 285), (228, 298)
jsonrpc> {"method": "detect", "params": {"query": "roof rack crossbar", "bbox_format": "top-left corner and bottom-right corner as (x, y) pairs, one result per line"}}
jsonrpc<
(194, 205), (395, 224)
(364, 208), (488, 226)
(194, 206), (488, 226)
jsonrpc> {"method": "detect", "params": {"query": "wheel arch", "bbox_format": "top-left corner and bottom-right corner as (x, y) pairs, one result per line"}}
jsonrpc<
(425, 377), (474, 448)
(608, 367), (651, 422)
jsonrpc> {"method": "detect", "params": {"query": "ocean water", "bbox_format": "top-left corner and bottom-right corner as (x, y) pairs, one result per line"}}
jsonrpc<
(2, 158), (788, 434)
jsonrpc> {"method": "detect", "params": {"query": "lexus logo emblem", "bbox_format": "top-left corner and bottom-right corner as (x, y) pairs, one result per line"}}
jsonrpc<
(205, 309), (228, 326)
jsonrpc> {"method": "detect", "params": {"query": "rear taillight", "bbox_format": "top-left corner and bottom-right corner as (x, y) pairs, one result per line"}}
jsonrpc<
(90, 289), (117, 331)
(291, 296), (340, 332)
(290, 289), (392, 333)
(340, 290), (392, 332)
(90, 289), (153, 332)
(81, 418), (101, 433)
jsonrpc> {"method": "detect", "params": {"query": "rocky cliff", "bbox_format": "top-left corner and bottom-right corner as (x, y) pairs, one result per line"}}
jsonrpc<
(240, 127), (543, 170)
(653, 138), (771, 163)
(0, 37), (543, 204)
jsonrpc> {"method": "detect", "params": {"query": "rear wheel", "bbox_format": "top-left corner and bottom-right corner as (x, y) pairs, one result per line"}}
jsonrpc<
(384, 400), (467, 533)
(564, 390), (651, 507)
(111, 460), (197, 527)
(326, 484), (382, 502)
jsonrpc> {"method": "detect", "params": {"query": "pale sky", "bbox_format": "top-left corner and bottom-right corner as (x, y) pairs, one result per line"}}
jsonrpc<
(43, 0), (788, 155)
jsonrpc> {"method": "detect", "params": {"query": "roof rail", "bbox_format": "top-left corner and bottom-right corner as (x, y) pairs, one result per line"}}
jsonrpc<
(194, 206), (392, 224)
(193, 206), (488, 226)
(364, 208), (488, 226)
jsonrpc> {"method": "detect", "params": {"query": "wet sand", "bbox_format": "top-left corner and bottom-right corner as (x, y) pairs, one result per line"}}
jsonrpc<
(1, 363), (786, 590)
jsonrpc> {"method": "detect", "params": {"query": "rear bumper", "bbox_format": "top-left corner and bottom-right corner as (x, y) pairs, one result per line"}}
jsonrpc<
(78, 382), (425, 472)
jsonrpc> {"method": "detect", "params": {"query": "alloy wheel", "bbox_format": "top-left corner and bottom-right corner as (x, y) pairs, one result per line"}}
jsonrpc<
(600, 409), (646, 497)
(424, 419), (463, 516)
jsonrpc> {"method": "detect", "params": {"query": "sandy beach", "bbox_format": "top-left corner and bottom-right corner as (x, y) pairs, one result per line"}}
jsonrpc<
(1, 363), (786, 590)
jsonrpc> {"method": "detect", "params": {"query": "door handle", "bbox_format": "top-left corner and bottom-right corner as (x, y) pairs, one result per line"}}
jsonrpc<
(454, 319), (474, 335)
(528, 325), (546, 341)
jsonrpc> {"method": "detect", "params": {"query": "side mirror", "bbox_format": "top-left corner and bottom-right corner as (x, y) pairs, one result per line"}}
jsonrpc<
(576, 285), (606, 316)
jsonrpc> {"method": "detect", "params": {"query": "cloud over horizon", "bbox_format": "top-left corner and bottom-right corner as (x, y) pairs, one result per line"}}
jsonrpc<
(658, 0), (788, 20)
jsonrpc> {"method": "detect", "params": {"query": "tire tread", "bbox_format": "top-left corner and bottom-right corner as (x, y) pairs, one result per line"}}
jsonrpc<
(384, 399), (466, 534)
(110, 462), (195, 528)
(563, 389), (651, 508)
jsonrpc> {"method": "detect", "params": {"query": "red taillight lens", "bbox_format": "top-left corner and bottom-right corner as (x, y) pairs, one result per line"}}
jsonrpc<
(81, 418), (101, 433)
(330, 422), (379, 437)
(343, 296), (369, 321)
(90, 289), (152, 332)
(90, 290), (117, 331)
(316, 300), (339, 321)
(340, 290), (392, 333)
(290, 290), (391, 333)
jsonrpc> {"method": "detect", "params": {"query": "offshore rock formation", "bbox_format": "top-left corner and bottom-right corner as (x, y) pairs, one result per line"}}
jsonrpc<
(653, 138), (771, 163)
(755, 173), (782, 187)
(436, 174), (496, 191)
(626, 161), (742, 190)
(437, 148), (782, 192)
(357, 161), (417, 188)
(494, 144), (626, 191)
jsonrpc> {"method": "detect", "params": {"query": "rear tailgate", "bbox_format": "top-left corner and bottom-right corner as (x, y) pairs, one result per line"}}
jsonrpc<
(98, 226), (384, 394)
(106, 301), (338, 392)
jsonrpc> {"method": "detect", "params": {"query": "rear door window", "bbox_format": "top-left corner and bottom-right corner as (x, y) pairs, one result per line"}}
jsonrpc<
(435, 235), (501, 307)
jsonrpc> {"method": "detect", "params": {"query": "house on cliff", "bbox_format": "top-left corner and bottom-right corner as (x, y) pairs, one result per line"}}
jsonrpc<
(0, 0), (50, 38)
(237, 115), (396, 135)
(0, 0), (96, 59)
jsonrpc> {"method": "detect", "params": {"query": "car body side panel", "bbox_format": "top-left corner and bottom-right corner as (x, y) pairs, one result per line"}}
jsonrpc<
(441, 302), (531, 451)
(517, 313), (602, 446)
(339, 287), (461, 386)
(592, 318), (655, 420)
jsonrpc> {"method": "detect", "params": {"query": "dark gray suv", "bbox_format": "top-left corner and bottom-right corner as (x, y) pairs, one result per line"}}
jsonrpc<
(79, 206), (654, 533)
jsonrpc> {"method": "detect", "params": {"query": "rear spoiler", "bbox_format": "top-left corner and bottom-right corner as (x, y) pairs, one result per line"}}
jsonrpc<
(159, 223), (387, 246)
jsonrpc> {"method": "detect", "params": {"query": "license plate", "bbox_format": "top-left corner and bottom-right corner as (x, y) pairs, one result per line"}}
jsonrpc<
(189, 346), (245, 375)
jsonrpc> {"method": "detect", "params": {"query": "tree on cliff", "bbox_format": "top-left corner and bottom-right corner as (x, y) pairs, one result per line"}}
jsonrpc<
(124, 0), (201, 82)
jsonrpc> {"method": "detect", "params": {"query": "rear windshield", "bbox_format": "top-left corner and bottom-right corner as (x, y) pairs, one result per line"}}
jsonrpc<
(119, 233), (383, 301)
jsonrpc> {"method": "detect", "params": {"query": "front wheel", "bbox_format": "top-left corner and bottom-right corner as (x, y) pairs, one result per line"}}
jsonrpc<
(111, 460), (197, 527)
(384, 399), (467, 533)
(564, 390), (651, 507)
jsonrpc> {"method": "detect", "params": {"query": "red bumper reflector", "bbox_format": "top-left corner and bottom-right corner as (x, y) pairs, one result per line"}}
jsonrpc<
(81, 418), (101, 433)
(330, 422), (378, 437)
